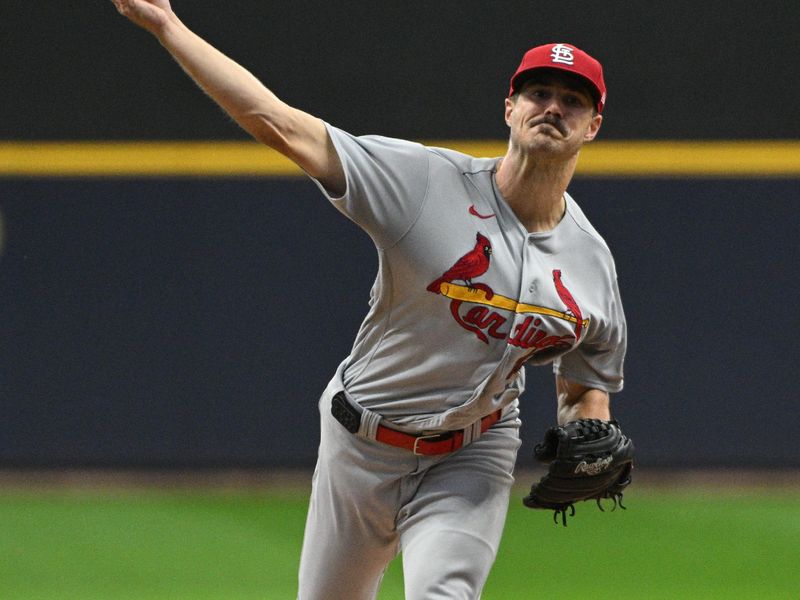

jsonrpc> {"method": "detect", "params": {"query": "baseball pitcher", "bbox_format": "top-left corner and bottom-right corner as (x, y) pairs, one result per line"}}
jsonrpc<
(111, 2), (634, 598)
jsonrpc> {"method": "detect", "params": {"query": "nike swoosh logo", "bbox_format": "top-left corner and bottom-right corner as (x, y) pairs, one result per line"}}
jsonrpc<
(469, 205), (496, 219)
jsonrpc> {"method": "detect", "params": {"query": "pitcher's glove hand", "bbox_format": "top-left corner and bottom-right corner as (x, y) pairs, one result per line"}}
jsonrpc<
(523, 418), (634, 525)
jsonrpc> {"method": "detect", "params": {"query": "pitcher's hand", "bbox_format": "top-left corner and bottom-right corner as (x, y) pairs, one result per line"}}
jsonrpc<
(110, 0), (175, 36)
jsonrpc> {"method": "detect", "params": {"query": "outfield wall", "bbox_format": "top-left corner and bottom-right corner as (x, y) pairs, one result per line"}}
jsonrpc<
(2, 1), (798, 468)
(3, 1), (799, 141)
(1, 173), (797, 468)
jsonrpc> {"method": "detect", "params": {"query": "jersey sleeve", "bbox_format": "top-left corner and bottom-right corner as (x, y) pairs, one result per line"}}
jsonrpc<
(310, 123), (431, 248)
(553, 263), (627, 393)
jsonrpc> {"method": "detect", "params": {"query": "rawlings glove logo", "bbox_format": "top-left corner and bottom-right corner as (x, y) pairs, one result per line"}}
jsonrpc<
(574, 455), (613, 475)
(525, 419), (634, 525)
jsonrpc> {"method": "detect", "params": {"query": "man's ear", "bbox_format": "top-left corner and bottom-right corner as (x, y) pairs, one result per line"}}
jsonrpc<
(504, 97), (515, 127)
(584, 113), (603, 142)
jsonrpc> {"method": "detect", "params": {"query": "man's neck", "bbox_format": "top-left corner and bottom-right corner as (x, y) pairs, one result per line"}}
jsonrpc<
(495, 150), (578, 233)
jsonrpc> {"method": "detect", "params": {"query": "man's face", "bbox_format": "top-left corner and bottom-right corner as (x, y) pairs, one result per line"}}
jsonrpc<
(504, 70), (603, 159)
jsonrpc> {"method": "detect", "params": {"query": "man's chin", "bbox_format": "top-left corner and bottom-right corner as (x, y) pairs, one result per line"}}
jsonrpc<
(524, 135), (566, 154)
(514, 136), (581, 163)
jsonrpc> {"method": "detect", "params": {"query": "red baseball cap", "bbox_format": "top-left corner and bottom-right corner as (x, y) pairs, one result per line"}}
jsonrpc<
(508, 43), (606, 113)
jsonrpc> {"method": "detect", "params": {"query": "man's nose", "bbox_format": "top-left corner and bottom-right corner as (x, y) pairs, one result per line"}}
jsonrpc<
(543, 98), (564, 118)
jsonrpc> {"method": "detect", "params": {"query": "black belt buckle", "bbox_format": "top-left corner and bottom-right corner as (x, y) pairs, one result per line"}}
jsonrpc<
(331, 391), (361, 434)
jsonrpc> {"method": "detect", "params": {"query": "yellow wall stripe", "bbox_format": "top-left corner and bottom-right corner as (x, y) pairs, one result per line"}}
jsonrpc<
(577, 141), (800, 176)
(1, 140), (799, 177)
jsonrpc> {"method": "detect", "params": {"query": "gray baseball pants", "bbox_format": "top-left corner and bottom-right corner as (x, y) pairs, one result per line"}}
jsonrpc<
(297, 385), (521, 600)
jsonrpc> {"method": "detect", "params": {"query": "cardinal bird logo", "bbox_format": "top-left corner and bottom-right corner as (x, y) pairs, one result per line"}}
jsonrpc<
(427, 233), (492, 294)
(552, 269), (583, 341)
(468, 205), (496, 220)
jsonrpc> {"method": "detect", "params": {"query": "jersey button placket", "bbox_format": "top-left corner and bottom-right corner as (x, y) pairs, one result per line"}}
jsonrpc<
(504, 240), (537, 367)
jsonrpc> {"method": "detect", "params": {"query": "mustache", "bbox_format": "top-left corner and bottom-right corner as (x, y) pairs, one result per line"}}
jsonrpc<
(530, 115), (568, 136)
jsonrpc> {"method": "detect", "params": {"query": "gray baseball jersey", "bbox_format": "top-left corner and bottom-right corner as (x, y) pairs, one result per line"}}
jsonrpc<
(313, 124), (626, 429)
(298, 124), (627, 600)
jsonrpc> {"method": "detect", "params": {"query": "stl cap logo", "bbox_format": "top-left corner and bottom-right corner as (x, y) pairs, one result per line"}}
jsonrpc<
(550, 44), (575, 65)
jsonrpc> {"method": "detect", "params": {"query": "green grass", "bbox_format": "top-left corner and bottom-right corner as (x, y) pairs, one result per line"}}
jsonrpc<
(487, 489), (800, 599)
(0, 487), (797, 599)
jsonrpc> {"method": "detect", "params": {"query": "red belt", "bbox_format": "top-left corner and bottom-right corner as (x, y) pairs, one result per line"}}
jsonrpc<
(376, 409), (503, 456)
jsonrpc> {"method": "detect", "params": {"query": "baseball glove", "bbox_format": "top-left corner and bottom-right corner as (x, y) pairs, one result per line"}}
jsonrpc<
(523, 418), (634, 525)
